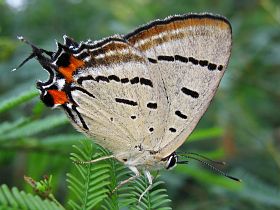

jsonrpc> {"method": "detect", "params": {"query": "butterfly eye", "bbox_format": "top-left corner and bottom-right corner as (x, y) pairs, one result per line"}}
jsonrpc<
(165, 153), (178, 170)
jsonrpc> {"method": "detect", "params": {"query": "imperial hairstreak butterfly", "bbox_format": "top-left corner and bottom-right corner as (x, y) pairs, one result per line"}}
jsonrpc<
(16, 13), (239, 200)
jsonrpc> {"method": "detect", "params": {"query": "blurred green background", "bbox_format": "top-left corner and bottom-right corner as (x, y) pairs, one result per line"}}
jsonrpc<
(0, 0), (280, 209)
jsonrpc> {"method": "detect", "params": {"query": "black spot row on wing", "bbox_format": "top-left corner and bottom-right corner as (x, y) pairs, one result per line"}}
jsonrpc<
(148, 54), (223, 71)
(77, 74), (153, 87)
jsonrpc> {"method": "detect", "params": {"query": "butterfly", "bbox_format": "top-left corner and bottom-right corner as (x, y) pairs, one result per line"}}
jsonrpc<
(16, 13), (236, 200)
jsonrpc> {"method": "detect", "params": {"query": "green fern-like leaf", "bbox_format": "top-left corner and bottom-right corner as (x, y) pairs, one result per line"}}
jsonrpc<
(0, 184), (64, 210)
(67, 140), (112, 210)
(67, 139), (172, 210)
(101, 156), (132, 210)
(127, 176), (172, 210)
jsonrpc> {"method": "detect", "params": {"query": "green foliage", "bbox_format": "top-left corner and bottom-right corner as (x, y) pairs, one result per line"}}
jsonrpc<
(188, 127), (223, 142)
(0, 138), (172, 210)
(67, 139), (172, 210)
(0, 89), (38, 114)
(1, 115), (68, 141)
(0, 37), (17, 61)
(236, 170), (280, 207)
(24, 175), (53, 199)
(67, 141), (111, 209)
(0, 184), (63, 210)
(127, 178), (171, 210)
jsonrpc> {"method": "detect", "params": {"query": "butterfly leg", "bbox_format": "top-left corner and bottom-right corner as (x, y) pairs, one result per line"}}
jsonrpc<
(74, 155), (115, 164)
(138, 170), (153, 202)
(112, 166), (140, 193)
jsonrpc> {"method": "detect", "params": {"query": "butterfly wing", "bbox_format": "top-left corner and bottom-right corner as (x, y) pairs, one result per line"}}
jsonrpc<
(37, 13), (231, 161)
(124, 14), (232, 157)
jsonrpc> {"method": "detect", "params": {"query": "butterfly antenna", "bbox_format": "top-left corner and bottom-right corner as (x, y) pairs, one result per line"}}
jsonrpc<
(12, 36), (53, 71)
(178, 155), (241, 182)
(179, 152), (226, 165)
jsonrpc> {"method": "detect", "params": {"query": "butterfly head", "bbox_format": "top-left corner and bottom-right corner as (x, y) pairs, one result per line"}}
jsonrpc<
(162, 152), (178, 170)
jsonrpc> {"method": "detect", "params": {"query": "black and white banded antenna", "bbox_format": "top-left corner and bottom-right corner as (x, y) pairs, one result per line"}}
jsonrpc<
(177, 153), (241, 182)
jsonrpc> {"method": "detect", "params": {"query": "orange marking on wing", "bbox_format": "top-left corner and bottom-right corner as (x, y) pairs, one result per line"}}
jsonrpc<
(48, 90), (68, 105)
(58, 55), (85, 83)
